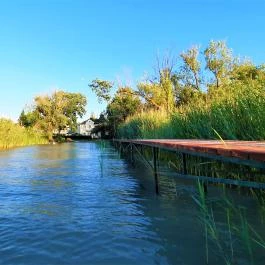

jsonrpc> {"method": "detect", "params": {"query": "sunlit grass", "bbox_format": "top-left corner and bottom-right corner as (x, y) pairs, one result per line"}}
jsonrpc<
(118, 84), (265, 140)
(0, 118), (48, 149)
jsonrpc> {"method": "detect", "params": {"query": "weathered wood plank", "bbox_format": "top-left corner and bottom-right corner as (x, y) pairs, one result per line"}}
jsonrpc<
(114, 139), (265, 169)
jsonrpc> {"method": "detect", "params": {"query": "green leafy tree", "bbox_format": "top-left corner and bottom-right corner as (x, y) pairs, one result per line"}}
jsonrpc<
(180, 45), (202, 91)
(89, 79), (113, 103)
(33, 91), (86, 141)
(231, 62), (265, 84)
(34, 91), (67, 141)
(137, 68), (175, 112)
(204, 40), (233, 88)
(18, 109), (38, 127)
(107, 87), (142, 136)
(63, 92), (87, 130)
(173, 46), (204, 106)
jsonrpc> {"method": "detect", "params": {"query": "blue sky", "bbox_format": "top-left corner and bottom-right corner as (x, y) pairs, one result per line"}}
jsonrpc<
(0, 0), (264, 121)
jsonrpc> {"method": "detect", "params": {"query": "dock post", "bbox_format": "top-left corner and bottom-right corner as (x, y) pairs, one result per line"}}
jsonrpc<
(203, 182), (208, 193)
(182, 153), (187, 175)
(119, 142), (123, 157)
(153, 147), (159, 194)
(130, 143), (134, 165)
(140, 144), (143, 155)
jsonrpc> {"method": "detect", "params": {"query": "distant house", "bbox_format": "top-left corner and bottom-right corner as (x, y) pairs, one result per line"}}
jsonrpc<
(77, 119), (95, 136)
(53, 126), (71, 136)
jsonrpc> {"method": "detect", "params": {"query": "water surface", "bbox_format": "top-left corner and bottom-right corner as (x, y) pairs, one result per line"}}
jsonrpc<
(0, 142), (264, 265)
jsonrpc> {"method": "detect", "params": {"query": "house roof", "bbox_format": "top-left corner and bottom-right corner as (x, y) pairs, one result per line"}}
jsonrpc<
(79, 118), (94, 125)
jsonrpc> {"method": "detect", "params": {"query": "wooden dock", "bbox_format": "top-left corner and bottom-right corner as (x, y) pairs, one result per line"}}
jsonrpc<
(116, 139), (265, 166)
(114, 139), (265, 192)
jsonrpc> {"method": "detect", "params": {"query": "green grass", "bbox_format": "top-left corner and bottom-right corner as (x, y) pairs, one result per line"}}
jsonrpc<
(193, 182), (265, 265)
(117, 83), (265, 140)
(0, 118), (48, 149)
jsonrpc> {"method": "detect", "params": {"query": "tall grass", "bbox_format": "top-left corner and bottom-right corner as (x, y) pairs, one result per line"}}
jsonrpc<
(117, 82), (265, 263)
(0, 118), (48, 149)
(193, 182), (265, 264)
(118, 84), (265, 140)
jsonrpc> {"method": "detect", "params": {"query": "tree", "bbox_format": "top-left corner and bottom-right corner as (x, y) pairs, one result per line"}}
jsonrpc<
(231, 62), (265, 84)
(18, 109), (38, 127)
(107, 87), (141, 122)
(170, 46), (204, 106)
(63, 92), (87, 131)
(180, 45), (202, 91)
(33, 91), (86, 141)
(204, 40), (233, 88)
(137, 68), (175, 112)
(107, 87), (142, 136)
(89, 79), (113, 103)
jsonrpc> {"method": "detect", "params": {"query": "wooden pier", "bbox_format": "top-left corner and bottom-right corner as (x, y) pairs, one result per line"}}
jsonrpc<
(114, 139), (265, 193)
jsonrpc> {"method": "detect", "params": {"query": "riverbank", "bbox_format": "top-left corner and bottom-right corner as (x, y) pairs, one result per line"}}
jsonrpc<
(0, 118), (48, 149)
(117, 82), (265, 140)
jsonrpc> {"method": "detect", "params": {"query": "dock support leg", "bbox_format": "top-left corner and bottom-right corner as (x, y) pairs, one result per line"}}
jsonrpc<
(130, 144), (134, 165)
(119, 142), (123, 157)
(140, 145), (143, 155)
(153, 147), (159, 194)
(182, 153), (187, 175)
(203, 182), (208, 193)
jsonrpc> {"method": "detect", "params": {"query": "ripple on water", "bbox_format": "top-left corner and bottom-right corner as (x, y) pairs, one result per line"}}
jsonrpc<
(1, 142), (263, 265)
(0, 143), (172, 265)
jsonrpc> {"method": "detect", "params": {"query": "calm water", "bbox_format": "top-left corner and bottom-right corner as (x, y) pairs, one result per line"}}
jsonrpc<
(0, 142), (264, 265)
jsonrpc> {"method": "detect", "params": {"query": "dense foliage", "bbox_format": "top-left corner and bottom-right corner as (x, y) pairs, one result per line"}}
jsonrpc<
(19, 91), (87, 141)
(90, 40), (265, 140)
(0, 118), (47, 149)
(118, 84), (265, 140)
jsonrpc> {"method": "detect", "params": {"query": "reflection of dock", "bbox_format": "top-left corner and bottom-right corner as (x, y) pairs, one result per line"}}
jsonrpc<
(114, 140), (265, 192)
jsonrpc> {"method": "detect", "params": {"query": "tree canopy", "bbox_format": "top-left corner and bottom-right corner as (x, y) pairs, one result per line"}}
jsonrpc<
(107, 87), (142, 136)
(88, 79), (113, 103)
(20, 91), (87, 141)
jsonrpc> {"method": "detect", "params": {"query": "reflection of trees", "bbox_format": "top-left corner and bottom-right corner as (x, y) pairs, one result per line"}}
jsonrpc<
(30, 143), (79, 183)
(26, 143), (79, 218)
(34, 143), (77, 161)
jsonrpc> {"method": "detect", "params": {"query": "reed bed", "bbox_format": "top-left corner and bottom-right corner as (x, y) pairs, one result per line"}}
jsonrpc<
(118, 84), (265, 140)
(0, 118), (48, 149)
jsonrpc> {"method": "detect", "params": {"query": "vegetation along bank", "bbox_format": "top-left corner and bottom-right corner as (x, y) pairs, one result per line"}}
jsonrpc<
(1, 91), (87, 149)
(0, 118), (48, 149)
(89, 40), (265, 140)
(2, 40), (265, 149)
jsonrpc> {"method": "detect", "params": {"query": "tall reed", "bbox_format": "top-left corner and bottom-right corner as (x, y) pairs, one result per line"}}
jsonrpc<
(117, 83), (265, 140)
(0, 118), (48, 149)
(193, 182), (265, 264)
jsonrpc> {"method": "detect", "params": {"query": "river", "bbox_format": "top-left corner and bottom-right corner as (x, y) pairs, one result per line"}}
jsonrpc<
(0, 141), (264, 265)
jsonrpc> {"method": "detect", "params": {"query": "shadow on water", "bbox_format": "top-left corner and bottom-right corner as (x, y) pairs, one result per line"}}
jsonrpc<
(0, 141), (264, 265)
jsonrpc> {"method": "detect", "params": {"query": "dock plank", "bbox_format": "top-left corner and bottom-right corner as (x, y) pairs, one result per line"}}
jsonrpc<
(115, 139), (265, 163)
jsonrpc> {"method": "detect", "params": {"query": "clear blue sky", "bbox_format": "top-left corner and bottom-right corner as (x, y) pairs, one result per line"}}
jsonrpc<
(0, 0), (264, 121)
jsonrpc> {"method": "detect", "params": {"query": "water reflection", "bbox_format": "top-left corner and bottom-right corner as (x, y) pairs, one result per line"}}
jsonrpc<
(34, 142), (77, 160)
